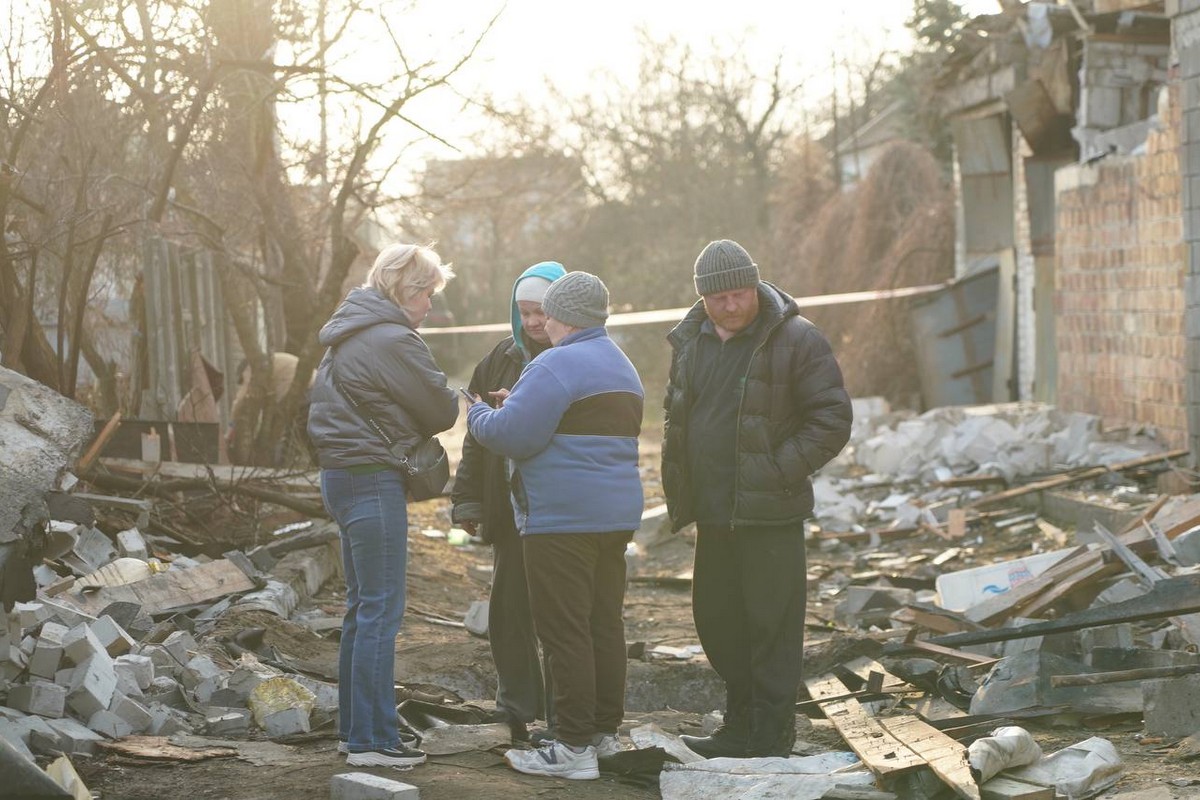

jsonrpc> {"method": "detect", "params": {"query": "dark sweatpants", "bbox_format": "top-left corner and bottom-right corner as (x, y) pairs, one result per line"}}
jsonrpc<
(693, 524), (807, 726)
(523, 531), (631, 748)
(489, 534), (551, 725)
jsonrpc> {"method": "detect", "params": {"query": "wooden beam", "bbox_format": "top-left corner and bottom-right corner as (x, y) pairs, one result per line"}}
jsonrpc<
(877, 715), (981, 800)
(900, 640), (1000, 666)
(1050, 663), (1200, 688)
(970, 449), (1189, 509)
(76, 411), (122, 473)
(917, 574), (1200, 649)
(804, 675), (927, 779)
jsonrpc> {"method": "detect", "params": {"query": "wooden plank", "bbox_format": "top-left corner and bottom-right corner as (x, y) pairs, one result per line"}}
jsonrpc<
(921, 573), (1200, 648)
(77, 411), (123, 473)
(1017, 558), (1123, 619)
(56, 558), (257, 617)
(1050, 663), (1200, 688)
(891, 606), (983, 635)
(805, 675), (926, 779)
(979, 775), (1054, 800)
(902, 640), (999, 666)
(970, 449), (1189, 509)
(876, 715), (980, 800)
(840, 657), (912, 692)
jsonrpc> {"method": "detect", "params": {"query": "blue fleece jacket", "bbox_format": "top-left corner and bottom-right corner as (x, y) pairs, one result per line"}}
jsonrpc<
(467, 327), (645, 535)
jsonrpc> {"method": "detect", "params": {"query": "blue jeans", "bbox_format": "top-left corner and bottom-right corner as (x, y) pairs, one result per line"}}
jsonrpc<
(321, 468), (409, 752)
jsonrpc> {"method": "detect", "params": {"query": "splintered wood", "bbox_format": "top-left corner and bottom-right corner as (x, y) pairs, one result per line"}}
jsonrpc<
(876, 716), (980, 800)
(804, 675), (926, 780)
(807, 661), (982, 799)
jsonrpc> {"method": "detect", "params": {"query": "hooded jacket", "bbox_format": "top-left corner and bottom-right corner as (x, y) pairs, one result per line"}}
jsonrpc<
(451, 261), (565, 543)
(661, 282), (852, 531)
(468, 326), (645, 535)
(307, 286), (458, 470)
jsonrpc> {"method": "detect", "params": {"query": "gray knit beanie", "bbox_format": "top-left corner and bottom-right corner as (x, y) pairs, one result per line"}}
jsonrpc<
(542, 271), (609, 329)
(693, 239), (761, 295)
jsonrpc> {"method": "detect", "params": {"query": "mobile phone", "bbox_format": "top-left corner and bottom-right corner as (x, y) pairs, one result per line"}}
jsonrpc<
(458, 387), (478, 403)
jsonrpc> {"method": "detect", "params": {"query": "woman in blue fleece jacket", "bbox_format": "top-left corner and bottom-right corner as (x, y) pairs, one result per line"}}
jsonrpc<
(467, 271), (644, 781)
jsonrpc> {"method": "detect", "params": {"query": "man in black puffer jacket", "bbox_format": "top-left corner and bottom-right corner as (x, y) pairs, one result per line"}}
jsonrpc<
(663, 240), (852, 759)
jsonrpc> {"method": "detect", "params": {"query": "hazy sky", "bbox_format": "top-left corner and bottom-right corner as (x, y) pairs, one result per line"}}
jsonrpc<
(440, 0), (1000, 103)
(379, 0), (1001, 160)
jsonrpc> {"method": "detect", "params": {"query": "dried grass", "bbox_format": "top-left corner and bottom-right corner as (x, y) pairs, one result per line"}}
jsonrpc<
(776, 141), (954, 408)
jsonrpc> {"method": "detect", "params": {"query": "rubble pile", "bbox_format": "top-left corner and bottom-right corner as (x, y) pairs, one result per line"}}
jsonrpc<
(3, 366), (1200, 798)
(814, 400), (1171, 533)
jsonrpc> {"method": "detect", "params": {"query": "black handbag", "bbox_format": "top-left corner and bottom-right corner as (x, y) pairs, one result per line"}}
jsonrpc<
(330, 356), (450, 502)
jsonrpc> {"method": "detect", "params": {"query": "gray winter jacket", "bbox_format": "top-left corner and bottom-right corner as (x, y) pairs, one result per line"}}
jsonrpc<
(307, 287), (458, 469)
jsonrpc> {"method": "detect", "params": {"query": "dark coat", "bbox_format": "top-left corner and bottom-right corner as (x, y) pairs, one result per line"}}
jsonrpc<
(450, 336), (526, 544)
(661, 282), (852, 531)
(307, 287), (458, 469)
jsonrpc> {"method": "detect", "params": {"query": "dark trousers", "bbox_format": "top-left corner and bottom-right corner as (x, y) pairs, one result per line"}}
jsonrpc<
(693, 524), (807, 727)
(523, 531), (631, 747)
(490, 534), (552, 725)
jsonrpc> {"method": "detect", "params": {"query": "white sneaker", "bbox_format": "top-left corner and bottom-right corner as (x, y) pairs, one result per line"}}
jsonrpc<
(504, 741), (599, 780)
(592, 733), (625, 758)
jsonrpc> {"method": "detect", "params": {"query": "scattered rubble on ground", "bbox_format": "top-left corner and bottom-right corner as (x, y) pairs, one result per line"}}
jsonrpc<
(4, 386), (1200, 798)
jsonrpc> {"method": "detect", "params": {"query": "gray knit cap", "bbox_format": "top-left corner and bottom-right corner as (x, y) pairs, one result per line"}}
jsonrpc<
(542, 271), (609, 329)
(693, 239), (761, 295)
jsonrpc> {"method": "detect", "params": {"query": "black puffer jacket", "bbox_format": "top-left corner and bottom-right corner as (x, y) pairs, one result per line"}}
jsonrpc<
(661, 282), (852, 532)
(450, 336), (527, 545)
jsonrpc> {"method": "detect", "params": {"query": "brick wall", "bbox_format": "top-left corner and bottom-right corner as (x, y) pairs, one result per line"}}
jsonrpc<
(1054, 88), (1188, 446)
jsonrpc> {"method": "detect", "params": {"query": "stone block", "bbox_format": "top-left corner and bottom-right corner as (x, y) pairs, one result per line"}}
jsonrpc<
(139, 643), (176, 674)
(329, 772), (419, 800)
(261, 706), (310, 738)
(13, 602), (49, 632)
(7, 681), (66, 718)
(42, 717), (103, 755)
(181, 654), (225, 703)
(1143, 674), (1200, 737)
(145, 675), (188, 710)
(90, 615), (135, 657)
(116, 528), (149, 560)
(67, 654), (118, 718)
(161, 630), (199, 667)
(225, 666), (267, 700)
(0, 720), (35, 761)
(145, 703), (192, 736)
(115, 653), (153, 690)
(37, 599), (96, 631)
(108, 692), (153, 733)
(54, 666), (75, 687)
(88, 709), (133, 738)
(1080, 624), (1134, 660)
(28, 621), (69, 680)
(62, 622), (109, 667)
(205, 709), (251, 737)
(64, 526), (117, 574)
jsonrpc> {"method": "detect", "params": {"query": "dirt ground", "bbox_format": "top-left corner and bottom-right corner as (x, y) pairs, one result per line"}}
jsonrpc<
(74, 430), (1200, 799)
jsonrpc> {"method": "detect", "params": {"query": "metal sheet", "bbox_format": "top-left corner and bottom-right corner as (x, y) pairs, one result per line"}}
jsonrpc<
(909, 262), (1002, 408)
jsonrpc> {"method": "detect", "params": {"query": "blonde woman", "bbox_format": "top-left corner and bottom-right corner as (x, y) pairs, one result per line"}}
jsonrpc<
(307, 243), (458, 767)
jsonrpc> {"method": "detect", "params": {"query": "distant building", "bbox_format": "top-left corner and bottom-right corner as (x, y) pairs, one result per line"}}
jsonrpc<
(835, 100), (906, 187)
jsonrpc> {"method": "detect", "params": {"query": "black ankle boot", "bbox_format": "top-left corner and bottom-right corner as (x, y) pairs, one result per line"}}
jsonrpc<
(681, 705), (750, 758)
(745, 702), (796, 757)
